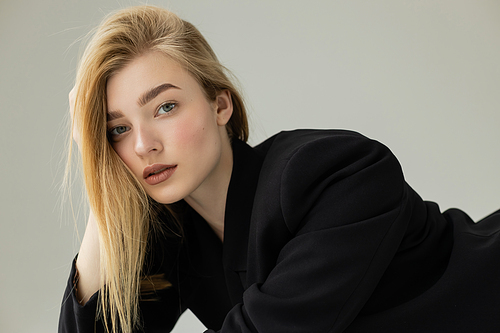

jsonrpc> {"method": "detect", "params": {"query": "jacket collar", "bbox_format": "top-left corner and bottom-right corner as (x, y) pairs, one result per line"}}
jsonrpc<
(222, 139), (264, 272)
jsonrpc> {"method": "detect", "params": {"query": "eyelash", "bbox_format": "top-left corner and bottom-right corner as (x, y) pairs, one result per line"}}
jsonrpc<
(157, 102), (176, 115)
(107, 102), (177, 139)
(108, 125), (129, 137)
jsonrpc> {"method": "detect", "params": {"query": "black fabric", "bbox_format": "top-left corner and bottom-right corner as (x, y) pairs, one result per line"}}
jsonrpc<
(58, 129), (500, 332)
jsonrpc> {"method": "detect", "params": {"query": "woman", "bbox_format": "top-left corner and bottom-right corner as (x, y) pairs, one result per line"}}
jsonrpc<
(59, 5), (500, 333)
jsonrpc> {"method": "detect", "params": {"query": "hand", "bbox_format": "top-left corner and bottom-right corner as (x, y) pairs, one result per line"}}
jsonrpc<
(69, 87), (81, 149)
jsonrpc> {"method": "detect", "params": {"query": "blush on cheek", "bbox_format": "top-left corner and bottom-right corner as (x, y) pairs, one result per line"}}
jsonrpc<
(171, 119), (203, 150)
(174, 109), (216, 149)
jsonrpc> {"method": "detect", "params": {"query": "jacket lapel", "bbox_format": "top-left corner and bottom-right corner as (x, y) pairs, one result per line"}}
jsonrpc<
(222, 139), (264, 301)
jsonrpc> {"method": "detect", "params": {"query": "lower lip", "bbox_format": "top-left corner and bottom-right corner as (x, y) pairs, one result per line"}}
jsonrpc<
(144, 166), (177, 185)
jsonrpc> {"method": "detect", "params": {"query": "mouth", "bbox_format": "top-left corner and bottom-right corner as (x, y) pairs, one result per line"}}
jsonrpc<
(148, 167), (168, 177)
(143, 164), (177, 185)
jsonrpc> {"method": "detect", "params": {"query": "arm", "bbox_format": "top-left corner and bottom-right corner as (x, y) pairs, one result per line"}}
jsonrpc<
(210, 132), (412, 332)
(59, 210), (187, 332)
(67, 87), (102, 305)
(59, 213), (186, 333)
(75, 211), (101, 305)
(58, 88), (103, 332)
(58, 211), (104, 333)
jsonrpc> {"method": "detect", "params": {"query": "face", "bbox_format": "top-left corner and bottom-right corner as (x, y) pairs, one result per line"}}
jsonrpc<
(106, 52), (233, 204)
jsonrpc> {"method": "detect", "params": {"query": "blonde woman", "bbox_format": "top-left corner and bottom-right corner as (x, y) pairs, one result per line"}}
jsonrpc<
(59, 5), (500, 333)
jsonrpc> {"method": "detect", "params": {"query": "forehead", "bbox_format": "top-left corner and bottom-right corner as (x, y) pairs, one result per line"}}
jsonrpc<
(106, 52), (199, 105)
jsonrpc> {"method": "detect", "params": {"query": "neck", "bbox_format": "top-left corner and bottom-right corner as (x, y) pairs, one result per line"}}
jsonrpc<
(184, 135), (233, 242)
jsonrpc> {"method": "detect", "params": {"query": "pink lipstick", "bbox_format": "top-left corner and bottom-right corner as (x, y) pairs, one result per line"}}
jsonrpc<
(143, 164), (177, 186)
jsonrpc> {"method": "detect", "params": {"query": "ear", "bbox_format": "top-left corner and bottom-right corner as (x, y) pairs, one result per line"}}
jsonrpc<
(215, 90), (233, 126)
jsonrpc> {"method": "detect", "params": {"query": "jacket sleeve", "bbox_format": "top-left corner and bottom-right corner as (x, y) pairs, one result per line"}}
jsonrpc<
(208, 131), (413, 333)
(58, 256), (186, 333)
(58, 258), (105, 333)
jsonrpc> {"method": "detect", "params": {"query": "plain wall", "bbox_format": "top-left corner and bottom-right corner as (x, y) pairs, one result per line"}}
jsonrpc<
(0, 0), (499, 332)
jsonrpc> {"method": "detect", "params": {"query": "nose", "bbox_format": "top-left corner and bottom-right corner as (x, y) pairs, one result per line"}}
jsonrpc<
(134, 126), (163, 157)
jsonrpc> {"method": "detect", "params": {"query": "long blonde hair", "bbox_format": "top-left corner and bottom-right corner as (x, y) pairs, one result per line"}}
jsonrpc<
(70, 5), (248, 332)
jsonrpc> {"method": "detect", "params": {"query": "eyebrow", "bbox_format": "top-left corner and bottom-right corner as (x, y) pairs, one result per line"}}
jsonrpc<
(107, 83), (180, 122)
(107, 110), (123, 122)
(138, 83), (180, 107)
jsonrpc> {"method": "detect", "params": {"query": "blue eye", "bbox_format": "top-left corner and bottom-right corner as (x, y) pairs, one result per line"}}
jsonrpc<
(109, 125), (129, 136)
(158, 103), (175, 115)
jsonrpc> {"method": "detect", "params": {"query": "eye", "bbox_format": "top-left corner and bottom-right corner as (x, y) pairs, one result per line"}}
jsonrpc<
(157, 102), (176, 115)
(109, 125), (129, 136)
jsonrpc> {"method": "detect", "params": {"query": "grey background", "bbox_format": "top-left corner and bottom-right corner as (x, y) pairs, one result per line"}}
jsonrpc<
(1, 0), (499, 332)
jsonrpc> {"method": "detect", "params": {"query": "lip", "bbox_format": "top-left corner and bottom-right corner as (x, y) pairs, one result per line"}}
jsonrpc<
(143, 164), (177, 186)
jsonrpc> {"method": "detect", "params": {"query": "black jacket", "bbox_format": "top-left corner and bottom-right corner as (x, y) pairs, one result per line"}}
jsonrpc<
(59, 129), (500, 332)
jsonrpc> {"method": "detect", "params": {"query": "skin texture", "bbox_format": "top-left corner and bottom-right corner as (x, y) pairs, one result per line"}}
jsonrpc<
(74, 52), (234, 304)
(106, 52), (232, 212)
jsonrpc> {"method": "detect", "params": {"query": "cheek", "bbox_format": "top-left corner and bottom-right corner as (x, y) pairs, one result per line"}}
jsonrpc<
(172, 108), (218, 151)
(112, 142), (137, 173)
(169, 119), (199, 148)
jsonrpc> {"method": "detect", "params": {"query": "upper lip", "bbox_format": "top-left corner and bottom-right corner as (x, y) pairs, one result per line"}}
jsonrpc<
(143, 164), (176, 179)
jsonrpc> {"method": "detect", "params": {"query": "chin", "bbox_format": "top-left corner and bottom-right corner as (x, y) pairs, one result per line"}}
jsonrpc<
(149, 195), (178, 205)
(147, 191), (184, 205)
(155, 198), (180, 205)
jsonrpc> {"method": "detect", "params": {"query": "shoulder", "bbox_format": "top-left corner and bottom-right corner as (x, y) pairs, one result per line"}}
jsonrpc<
(254, 129), (401, 183)
(253, 129), (405, 232)
(255, 129), (393, 163)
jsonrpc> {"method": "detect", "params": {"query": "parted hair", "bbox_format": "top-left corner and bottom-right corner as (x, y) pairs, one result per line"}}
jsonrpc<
(70, 5), (248, 332)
